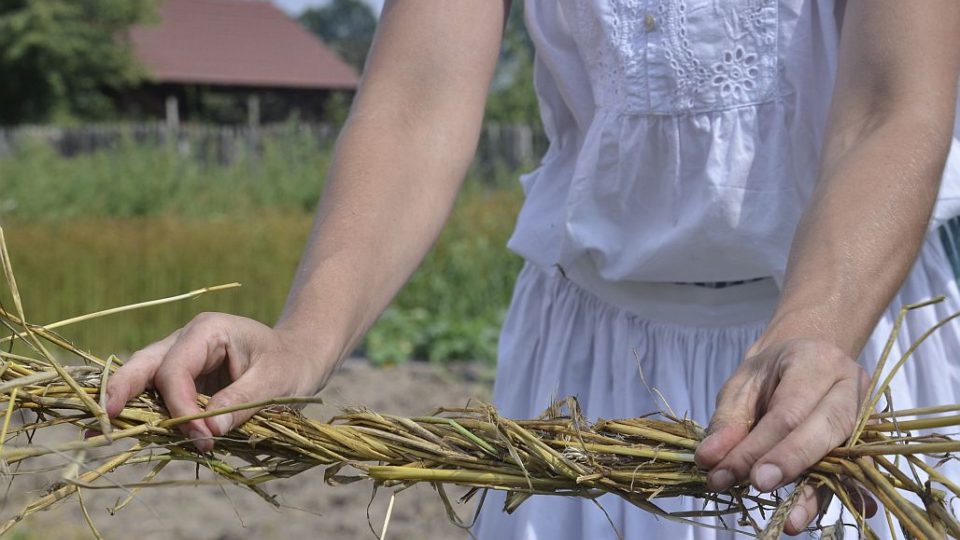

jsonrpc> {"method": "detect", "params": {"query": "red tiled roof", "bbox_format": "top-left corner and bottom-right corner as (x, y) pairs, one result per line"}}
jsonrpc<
(130, 0), (359, 89)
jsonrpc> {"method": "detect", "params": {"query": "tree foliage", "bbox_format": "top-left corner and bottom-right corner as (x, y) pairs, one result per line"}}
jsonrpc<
(299, 0), (538, 126)
(299, 0), (377, 73)
(484, 0), (540, 126)
(0, 0), (154, 125)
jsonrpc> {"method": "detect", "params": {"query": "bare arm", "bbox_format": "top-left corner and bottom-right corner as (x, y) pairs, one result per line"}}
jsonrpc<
(767, 1), (960, 357)
(275, 0), (508, 378)
(106, 0), (508, 449)
(697, 1), (960, 534)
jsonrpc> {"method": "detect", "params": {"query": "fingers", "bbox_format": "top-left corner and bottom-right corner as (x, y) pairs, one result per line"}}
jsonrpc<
(711, 396), (817, 491)
(154, 316), (230, 451)
(203, 366), (273, 437)
(749, 377), (862, 491)
(711, 355), (860, 491)
(106, 312), (295, 453)
(105, 330), (181, 417)
(695, 373), (761, 488)
(784, 483), (821, 536)
(838, 475), (877, 522)
(782, 479), (876, 535)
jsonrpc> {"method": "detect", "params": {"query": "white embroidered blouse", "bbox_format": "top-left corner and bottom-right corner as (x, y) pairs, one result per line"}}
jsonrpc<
(507, 0), (960, 285)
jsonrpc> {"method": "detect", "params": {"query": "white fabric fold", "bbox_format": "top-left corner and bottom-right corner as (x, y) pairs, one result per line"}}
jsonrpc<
(509, 0), (960, 284)
(476, 234), (960, 540)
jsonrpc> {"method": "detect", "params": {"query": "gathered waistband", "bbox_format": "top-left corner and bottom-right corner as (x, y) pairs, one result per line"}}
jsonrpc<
(557, 258), (781, 327)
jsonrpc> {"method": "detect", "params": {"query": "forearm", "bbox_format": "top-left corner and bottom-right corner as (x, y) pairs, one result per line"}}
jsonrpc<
(260, 0), (505, 387)
(698, 5), (960, 525)
(756, 2), (960, 361)
(273, 107), (483, 380)
(759, 112), (953, 358)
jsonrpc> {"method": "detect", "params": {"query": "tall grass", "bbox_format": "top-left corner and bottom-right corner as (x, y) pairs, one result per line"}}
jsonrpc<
(3, 214), (309, 353)
(0, 128), (331, 219)
(0, 132), (525, 363)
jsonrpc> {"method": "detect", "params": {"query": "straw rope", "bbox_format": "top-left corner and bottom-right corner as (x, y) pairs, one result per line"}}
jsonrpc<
(0, 226), (958, 539)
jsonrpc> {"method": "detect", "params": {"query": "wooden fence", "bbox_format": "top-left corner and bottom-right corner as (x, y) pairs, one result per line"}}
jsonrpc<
(0, 122), (547, 170)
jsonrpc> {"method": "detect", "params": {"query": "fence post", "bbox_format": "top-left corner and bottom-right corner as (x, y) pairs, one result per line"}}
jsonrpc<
(517, 124), (533, 165)
(165, 96), (180, 131)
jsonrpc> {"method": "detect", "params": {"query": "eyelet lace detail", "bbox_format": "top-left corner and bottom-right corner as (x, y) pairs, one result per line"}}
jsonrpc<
(566, 0), (780, 114)
(658, 0), (711, 111)
(657, 0), (778, 112)
(712, 46), (759, 100)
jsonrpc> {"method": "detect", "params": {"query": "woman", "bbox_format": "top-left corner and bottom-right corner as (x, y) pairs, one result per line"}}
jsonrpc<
(104, 1), (960, 537)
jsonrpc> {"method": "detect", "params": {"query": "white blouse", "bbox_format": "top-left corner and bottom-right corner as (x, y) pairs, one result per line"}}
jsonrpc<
(507, 0), (960, 285)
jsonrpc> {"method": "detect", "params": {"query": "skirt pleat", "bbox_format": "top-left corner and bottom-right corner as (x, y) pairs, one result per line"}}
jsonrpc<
(475, 233), (960, 539)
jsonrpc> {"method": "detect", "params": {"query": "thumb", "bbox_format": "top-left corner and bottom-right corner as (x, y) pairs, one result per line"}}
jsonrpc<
(203, 369), (272, 437)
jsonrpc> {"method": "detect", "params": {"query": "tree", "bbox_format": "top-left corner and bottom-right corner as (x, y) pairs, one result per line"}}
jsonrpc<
(484, 1), (539, 126)
(0, 0), (154, 125)
(299, 0), (377, 73)
(299, 0), (539, 126)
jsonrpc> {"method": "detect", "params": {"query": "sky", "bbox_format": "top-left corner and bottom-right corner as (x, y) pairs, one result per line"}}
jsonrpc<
(274, 0), (384, 16)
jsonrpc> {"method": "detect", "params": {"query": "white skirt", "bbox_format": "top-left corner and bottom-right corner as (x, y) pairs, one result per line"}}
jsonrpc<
(474, 233), (960, 540)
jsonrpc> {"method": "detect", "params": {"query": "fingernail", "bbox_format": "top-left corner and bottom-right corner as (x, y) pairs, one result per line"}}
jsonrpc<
(788, 505), (809, 532)
(709, 469), (735, 491)
(754, 463), (783, 492)
(211, 413), (232, 436)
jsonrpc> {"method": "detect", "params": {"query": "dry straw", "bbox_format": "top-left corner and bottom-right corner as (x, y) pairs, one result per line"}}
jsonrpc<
(0, 225), (958, 539)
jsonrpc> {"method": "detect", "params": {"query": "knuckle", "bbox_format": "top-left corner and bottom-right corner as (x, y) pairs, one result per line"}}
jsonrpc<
(125, 345), (163, 368)
(190, 312), (227, 333)
(768, 406), (806, 432)
(181, 314), (231, 350)
(192, 311), (219, 324)
(127, 347), (150, 362)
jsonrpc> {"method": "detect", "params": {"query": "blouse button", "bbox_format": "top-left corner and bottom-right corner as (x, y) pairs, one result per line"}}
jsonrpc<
(644, 14), (656, 31)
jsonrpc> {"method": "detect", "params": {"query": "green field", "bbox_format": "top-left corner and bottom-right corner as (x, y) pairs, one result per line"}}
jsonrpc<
(0, 132), (525, 364)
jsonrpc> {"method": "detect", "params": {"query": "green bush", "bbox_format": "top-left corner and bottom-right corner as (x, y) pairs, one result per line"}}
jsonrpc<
(364, 183), (523, 365)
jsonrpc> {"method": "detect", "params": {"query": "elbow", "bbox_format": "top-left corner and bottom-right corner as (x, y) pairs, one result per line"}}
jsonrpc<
(833, 95), (956, 172)
(867, 83), (957, 155)
(891, 105), (955, 176)
(819, 97), (956, 201)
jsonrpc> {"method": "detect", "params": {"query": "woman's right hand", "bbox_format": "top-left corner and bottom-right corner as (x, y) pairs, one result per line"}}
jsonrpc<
(105, 312), (330, 452)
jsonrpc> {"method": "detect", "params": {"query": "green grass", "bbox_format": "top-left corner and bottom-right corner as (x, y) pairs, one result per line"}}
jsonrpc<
(0, 127), (331, 219)
(0, 135), (524, 364)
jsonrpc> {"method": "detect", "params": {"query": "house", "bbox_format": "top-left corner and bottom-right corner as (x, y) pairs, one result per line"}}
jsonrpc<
(125, 0), (359, 125)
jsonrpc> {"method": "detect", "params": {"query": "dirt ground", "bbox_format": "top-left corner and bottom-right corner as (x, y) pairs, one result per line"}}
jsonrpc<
(2, 359), (494, 540)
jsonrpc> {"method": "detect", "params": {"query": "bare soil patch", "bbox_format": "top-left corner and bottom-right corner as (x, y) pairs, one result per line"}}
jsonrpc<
(4, 359), (492, 540)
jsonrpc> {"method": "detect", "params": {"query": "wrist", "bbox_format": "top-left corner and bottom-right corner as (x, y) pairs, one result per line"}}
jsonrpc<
(752, 307), (858, 360)
(272, 318), (345, 393)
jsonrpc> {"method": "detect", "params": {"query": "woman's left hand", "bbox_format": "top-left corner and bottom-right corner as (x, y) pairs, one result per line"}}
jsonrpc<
(694, 337), (872, 534)
(689, 4), (960, 534)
